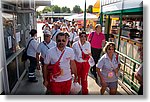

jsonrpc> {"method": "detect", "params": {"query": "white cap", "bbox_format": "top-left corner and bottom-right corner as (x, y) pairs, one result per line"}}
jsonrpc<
(43, 30), (51, 36)
(62, 26), (66, 29)
(71, 26), (75, 29)
(45, 22), (49, 24)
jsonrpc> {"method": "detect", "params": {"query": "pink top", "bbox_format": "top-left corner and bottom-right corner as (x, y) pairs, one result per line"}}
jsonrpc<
(88, 31), (105, 49)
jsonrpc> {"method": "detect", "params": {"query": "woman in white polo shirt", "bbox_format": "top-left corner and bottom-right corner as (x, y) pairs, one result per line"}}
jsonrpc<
(96, 42), (120, 95)
(27, 29), (39, 82)
(72, 31), (91, 95)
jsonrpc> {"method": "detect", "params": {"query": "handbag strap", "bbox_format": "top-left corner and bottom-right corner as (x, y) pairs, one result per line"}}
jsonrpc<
(57, 49), (65, 63)
(51, 30), (57, 39)
(71, 32), (75, 42)
(26, 39), (33, 51)
(43, 41), (50, 49)
(116, 54), (118, 63)
(89, 32), (94, 43)
(108, 54), (119, 69)
(78, 42), (83, 52)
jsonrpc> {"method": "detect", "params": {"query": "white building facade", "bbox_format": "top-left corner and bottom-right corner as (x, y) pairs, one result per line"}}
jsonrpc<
(0, 0), (51, 94)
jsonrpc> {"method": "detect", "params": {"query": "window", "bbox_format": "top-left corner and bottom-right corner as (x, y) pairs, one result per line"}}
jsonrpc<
(3, 12), (27, 59)
(3, 13), (15, 59)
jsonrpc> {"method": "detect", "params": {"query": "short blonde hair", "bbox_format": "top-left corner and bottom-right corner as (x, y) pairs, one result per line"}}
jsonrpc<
(103, 42), (116, 53)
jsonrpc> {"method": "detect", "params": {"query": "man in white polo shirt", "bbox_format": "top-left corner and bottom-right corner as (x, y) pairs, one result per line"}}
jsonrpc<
(43, 32), (77, 95)
(69, 26), (78, 45)
(51, 23), (60, 42)
(27, 29), (39, 82)
(36, 30), (56, 74)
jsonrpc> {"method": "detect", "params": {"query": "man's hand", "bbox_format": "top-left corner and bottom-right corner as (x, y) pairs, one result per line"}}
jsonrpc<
(74, 76), (78, 83)
(37, 63), (41, 70)
(43, 80), (48, 88)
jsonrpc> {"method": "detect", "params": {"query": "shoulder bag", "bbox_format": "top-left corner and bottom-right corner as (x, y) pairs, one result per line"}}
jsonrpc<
(21, 39), (33, 62)
(47, 50), (65, 81)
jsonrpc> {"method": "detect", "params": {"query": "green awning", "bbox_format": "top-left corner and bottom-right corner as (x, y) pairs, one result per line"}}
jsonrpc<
(103, 7), (143, 15)
(103, 10), (121, 15)
(123, 7), (143, 14)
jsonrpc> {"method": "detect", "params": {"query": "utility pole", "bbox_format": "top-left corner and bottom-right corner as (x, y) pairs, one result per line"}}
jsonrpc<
(84, 0), (86, 31)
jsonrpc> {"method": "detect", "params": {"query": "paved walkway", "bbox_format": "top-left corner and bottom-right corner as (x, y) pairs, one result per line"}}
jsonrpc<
(14, 23), (130, 95)
(14, 69), (128, 95)
(14, 70), (46, 95)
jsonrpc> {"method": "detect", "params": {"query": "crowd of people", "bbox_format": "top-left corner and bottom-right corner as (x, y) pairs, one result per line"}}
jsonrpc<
(24, 21), (142, 95)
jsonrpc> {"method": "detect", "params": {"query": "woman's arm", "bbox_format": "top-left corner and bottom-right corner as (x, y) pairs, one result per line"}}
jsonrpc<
(135, 66), (143, 85)
(96, 68), (107, 87)
(135, 72), (143, 85)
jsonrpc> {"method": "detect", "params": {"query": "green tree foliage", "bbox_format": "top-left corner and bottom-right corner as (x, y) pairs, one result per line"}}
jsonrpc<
(41, 5), (82, 13)
(42, 6), (51, 13)
(72, 5), (83, 13)
(36, 11), (42, 18)
(61, 6), (71, 13)
(87, 5), (93, 13)
(52, 5), (61, 13)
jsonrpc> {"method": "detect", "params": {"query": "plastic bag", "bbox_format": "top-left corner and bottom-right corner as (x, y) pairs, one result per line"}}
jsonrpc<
(70, 82), (82, 94)
(88, 56), (95, 67)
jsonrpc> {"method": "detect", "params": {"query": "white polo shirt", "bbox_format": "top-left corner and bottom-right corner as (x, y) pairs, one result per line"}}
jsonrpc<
(72, 41), (91, 63)
(27, 37), (39, 58)
(96, 53), (120, 82)
(51, 29), (60, 42)
(44, 46), (75, 82)
(73, 36), (79, 42)
(37, 40), (56, 58)
(69, 32), (78, 42)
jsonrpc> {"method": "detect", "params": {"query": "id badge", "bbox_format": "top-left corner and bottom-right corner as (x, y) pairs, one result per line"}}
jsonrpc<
(108, 71), (114, 78)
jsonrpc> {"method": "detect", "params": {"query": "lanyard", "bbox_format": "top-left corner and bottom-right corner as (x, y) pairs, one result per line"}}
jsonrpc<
(108, 57), (115, 69)
(43, 41), (50, 49)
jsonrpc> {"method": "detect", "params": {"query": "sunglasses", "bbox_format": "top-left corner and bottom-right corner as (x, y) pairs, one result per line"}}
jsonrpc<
(108, 48), (114, 50)
(45, 35), (50, 37)
(57, 39), (66, 42)
(80, 35), (87, 38)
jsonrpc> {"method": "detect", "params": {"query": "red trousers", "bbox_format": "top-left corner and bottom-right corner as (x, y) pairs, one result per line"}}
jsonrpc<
(48, 79), (72, 95)
(75, 61), (90, 95)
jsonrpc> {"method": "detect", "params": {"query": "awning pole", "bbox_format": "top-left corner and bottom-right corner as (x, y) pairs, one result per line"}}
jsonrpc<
(84, 0), (86, 31)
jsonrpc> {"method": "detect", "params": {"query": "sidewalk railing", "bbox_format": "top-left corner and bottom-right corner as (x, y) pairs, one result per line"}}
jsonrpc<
(116, 50), (141, 94)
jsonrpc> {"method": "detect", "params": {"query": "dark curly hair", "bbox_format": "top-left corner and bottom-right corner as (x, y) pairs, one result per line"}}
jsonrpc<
(29, 29), (37, 37)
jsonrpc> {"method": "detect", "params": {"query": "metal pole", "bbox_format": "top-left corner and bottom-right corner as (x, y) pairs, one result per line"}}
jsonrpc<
(0, 0), (10, 94)
(117, 0), (124, 51)
(84, 0), (86, 31)
(106, 15), (110, 41)
(100, 0), (103, 26)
